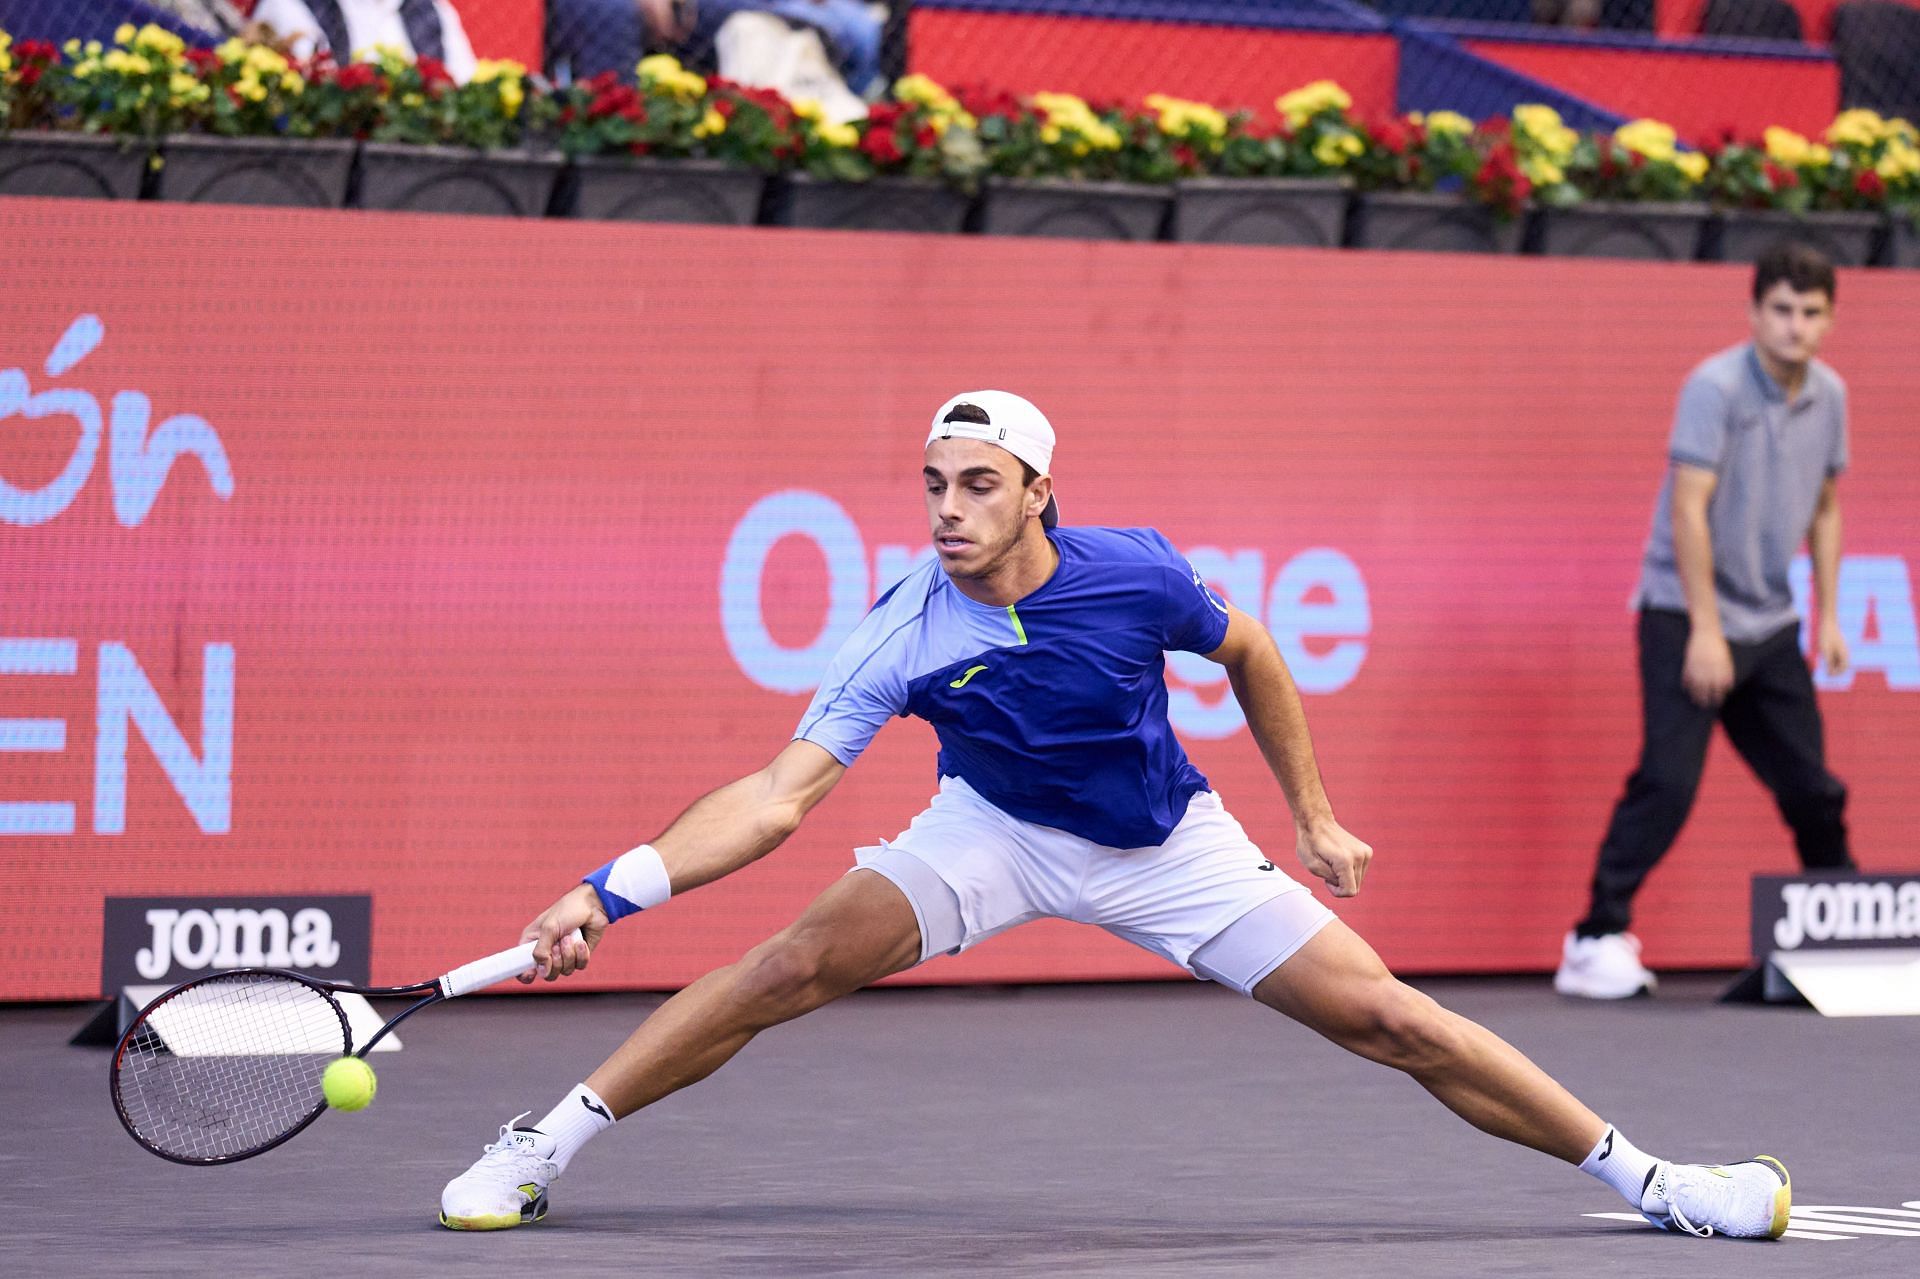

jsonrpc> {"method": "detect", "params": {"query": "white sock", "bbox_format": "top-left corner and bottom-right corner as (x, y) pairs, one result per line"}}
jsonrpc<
(1579, 1124), (1660, 1207)
(523, 1083), (616, 1174)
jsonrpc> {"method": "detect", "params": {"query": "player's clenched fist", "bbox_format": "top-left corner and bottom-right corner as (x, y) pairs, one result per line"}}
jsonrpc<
(1295, 819), (1373, 898)
(519, 882), (610, 982)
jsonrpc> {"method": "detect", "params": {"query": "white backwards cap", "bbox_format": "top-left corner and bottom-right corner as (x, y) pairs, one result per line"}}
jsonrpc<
(926, 390), (1059, 528)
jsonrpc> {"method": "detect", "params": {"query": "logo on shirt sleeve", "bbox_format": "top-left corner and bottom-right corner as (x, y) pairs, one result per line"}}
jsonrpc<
(948, 664), (989, 689)
(1190, 566), (1230, 616)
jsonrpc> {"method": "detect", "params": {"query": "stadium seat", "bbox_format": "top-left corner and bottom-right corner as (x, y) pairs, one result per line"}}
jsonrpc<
(1831, 0), (1920, 119)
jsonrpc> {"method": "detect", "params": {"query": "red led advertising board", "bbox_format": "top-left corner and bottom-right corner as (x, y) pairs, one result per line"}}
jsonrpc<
(3, 198), (1917, 999)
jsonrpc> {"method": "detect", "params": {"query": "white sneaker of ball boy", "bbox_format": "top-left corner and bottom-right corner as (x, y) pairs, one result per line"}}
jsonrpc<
(1554, 931), (1658, 1000)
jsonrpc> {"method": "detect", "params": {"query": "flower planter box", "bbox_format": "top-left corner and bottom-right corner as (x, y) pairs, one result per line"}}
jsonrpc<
(1169, 177), (1349, 248)
(558, 155), (765, 225)
(1347, 191), (1524, 255)
(1877, 216), (1918, 268)
(1528, 201), (1709, 261)
(772, 174), (973, 234)
(975, 178), (1171, 242)
(1706, 208), (1884, 267)
(0, 131), (148, 200)
(354, 142), (564, 217)
(152, 135), (355, 208)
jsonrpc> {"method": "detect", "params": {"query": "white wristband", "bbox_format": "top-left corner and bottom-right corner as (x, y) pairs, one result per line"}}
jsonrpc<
(583, 844), (672, 922)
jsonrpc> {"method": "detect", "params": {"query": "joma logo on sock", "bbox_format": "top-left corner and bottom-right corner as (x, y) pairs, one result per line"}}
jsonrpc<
(1773, 880), (1920, 949)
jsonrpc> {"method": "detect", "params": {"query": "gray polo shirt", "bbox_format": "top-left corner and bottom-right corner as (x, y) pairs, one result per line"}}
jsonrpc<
(1635, 342), (1848, 642)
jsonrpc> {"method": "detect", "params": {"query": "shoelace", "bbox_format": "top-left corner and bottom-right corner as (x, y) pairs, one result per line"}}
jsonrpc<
(472, 1112), (553, 1177)
(1655, 1165), (1732, 1238)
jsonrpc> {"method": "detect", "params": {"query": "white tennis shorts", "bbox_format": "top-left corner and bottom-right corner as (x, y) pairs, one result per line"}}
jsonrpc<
(853, 775), (1335, 995)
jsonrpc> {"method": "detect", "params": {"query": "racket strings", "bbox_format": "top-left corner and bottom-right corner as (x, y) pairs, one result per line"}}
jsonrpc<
(114, 973), (351, 1162)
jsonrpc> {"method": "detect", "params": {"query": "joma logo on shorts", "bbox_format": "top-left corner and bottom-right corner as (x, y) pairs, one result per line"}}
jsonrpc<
(1773, 880), (1920, 949)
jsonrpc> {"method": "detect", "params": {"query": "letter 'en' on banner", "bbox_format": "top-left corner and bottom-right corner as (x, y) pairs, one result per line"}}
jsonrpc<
(1722, 874), (1920, 1016)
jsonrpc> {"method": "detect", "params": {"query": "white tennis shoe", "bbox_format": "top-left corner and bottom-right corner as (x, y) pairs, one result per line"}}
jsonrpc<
(439, 1114), (558, 1230)
(1553, 931), (1656, 999)
(1639, 1157), (1792, 1238)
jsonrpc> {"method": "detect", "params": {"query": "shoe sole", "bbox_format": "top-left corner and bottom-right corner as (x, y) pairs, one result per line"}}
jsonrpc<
(1753, 1155), (1792, 1239)
(438, 1200), (548, 1231)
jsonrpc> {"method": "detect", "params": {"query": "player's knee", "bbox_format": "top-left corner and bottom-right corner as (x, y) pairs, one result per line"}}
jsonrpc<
(730, 939), (827, 1024)
(1364, 984), (1461, 1076)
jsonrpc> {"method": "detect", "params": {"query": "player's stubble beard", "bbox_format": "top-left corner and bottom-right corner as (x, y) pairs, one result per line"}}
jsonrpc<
(934, 504), (1028, 585)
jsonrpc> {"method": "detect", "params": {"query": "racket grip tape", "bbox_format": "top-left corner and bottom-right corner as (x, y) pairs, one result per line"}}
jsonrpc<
(439, 928), (586, 998)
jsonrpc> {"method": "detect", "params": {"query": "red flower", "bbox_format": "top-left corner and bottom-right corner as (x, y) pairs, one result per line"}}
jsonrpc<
(714, 97), (736, 118)
(867, 102), (903, 129)
(913, 123), (938, 150)
(1370, 118), (1409, 155)
(18, 62), (43, 87)
(1172, 142), (1200, 171)
(17, 39), (60, 60)
(335, 63), (377, 91)
(415, 56), (452, 88)
(1856, 169), (1887, 199)
(1764, 160), (1799, 189)
(185, 48), (220, 71)
(629, 141), (651, 156)
(862, 127), (903, 166)
(1629, 152), (1647, 171)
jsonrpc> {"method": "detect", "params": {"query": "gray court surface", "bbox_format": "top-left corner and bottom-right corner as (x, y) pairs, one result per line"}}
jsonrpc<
(10, 974), (1918, 1277)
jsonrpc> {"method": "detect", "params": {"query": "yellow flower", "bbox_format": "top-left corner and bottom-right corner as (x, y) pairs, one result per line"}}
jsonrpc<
(1312, 132), (1363, 168)
(280, 70), (304, 92)
(1613, 118), (1678, 162)
(1034, 91), (1096, 126)
(1522, 155), (1565, 186)
(169, 71), (206, 103)
(1764, 126), (1812, 167)
(134, 24), (185, 58)
(894, 73), (958, 112)
(1825, 108), (1886, 149)
(102, 50), (152, 76)
(472, 58), (526, 83)
(115, 23), (137, 45)
(1146, 93), (1227, 140)
(1887, 117), (1917, 145)
(1808, 143), (1832, 166)
(790, 97), (825, 122)
(1876, 142), (1919, 181)
(216, 38), (247, 63)
(818, 120), (858, 148)
(1421, 110), (1473, 137)
(694, 106), (726, 138)
(498, 79), (524, 116)
(1675, 151), (1709, 182)
(1513, 104), (1578, 159)
(636, 53), (685, 81)
(1277, 79), (1351, 127)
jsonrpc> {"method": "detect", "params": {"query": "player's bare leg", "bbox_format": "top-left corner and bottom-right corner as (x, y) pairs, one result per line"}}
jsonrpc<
(1254, 918), (1603, 1159)
(586, 868), (923, 1114)
(440, 869), (920, 1229)
(1252, 919), (1790, 1238)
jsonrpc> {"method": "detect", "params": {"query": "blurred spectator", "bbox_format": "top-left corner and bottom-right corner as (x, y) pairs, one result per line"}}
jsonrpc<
(548, 0), (696, 83)
(144, 0), (253, 35)
(549, 0), (880, 104)
(251, 0), (478, 81)
(1531, 0), (1652, 29)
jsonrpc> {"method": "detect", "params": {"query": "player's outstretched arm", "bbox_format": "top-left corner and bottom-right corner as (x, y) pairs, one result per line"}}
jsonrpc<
(1204, 604), (1373, 897)
(522, 740), (847, 979)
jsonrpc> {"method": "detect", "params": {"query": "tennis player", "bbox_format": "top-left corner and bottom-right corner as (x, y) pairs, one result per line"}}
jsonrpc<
(441, 391), (1791, 1240)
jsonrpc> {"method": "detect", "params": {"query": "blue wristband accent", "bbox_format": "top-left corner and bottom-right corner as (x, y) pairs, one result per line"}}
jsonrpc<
(583, 861), (643, 923)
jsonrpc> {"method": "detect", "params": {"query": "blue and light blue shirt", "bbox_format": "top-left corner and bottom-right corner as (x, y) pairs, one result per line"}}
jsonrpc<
(795, 526), (1233, 849)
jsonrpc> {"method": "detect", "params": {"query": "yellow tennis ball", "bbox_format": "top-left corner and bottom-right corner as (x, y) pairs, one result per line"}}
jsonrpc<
(322, 1056), (377, 1112)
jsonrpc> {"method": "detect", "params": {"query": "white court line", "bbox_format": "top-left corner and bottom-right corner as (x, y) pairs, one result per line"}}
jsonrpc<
(1583, 1212), (1853, 1241)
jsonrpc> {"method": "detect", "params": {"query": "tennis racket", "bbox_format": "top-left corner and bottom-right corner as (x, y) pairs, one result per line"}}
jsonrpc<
(111, 930), (582, 1165)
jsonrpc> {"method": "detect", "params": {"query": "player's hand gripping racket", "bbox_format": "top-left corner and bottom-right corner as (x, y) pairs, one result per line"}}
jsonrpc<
(110, 930), (582, 1165)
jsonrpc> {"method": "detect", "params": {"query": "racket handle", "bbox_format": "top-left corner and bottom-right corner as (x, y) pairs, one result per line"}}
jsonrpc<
(439, 928), (585, 998)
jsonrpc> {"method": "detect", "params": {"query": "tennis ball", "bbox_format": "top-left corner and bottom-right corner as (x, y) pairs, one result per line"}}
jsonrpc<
(322, 1056), (377, 1112)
